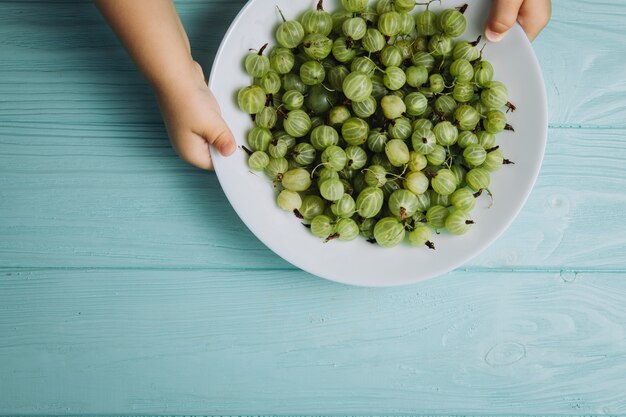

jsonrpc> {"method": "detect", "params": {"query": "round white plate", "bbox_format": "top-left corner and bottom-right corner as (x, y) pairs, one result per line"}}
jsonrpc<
(209, 0), (547, 287)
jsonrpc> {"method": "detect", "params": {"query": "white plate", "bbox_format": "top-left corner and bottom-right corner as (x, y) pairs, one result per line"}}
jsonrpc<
(209, 0), (548, 287)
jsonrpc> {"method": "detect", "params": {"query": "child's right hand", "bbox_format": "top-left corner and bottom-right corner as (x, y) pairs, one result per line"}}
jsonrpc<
(486, 0), (552, 42)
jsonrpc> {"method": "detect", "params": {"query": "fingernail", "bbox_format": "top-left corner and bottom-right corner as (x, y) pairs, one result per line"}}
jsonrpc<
(222, 141), (237, 156)
(485, 29), (504, 42)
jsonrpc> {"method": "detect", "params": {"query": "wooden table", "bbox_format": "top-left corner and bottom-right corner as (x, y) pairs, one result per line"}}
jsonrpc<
(2, 0), (625, 414)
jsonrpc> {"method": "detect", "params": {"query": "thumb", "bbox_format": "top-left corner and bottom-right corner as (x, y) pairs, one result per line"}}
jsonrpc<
(204, 111), (237, 157)
(485, 0), (524, 42)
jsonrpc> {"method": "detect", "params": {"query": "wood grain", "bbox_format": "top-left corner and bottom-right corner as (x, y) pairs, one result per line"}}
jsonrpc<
(1, 126), (625, 271)
(2, 268), (626, 414)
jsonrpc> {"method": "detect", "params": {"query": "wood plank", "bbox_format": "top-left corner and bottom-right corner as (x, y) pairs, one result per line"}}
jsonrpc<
(1, 268), (625, 414)
(0, 0), (625, 128)
(1, 126), (625, 271)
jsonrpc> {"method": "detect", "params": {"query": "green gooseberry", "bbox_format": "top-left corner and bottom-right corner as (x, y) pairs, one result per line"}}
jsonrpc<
(385, 139), (410, 167)
(331, 194), (356, 218)
(342, 117), (369, 146)
(362, 28), (386, 52)
(367, 129), (388, 153)
(328, 65), (350, 91)
(319, 178), (345, 201)
(237, 85), (266, 114)
(247, 151), (270, 171)
(431, 168), (457, 196)
(332, 36), (357, 63)
(321, 145), (348, 172)
(426, 205), (449, 229)
(310, 214), (334, 238)
(381, 45), (404, 67)
(356, 186), (385, 218)
(404, 170), (429, 195)
(299, 60), (326, 85)
(269, 47), (295, 74)
(302, 33), (333, 60)
(383, 66), (407, 91)
(335, 218), (360, 241)
(428, 34), (454, 57)
(433, 121), (459, 146)
(301, 1), (334, 36)
(404, 92), (428, 116)
(450, 58), (474, 82)
(466, 167), (491, 191)
(389, 189), (419, 220)
(342, 17), (367, 40)
(291, 143), (317, 166)
(445, 210), (474, 235)
(381, 95), (406, 119)
(352, 96), (378, 118)
(310, 125), (339, 150)
(374, 217), (405, 248)
(299, 194), (326, 220)
(345, 145), (368, 170)
(455, 104), (481, 131)
(378, 11), (402, 37)
(438, 8), (467, 37)
(277, 189), (302, 212)
(276, 20), (305, 49)
(343, 72), (373, 102)
(405, 65), (429, 88)
(408, 224), (434, 248)
(282, 89), (304, 110)
(411, 128), (436, 155)
(247, 126), (272, 151)
(415, 10), (437, 36)
(283, 110), (311, 138)
(244, 44), (270, 78)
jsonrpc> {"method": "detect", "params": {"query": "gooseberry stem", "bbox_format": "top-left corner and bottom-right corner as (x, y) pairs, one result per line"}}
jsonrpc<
(316, 0), (324, 11)
(276, 6), (287, 23)
(457, 4), (468, 14)
(324, 232), (339, 243)
(506, 101), (517, 112)
(470, 35), (482, 47)
(505, 123), (515, 132)
(258, 43), (268, 56)
(363, 56), (386, 74)
(241, 145), (254, 156)
(276, 107), (288, 119)
(310, 161), (329, 178)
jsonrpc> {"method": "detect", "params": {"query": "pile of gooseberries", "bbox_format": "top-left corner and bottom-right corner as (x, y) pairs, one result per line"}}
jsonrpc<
(237, 0), (515, 249)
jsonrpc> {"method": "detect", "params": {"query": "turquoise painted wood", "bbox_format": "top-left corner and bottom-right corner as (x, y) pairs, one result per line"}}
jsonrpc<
(1, 0), (625, 414)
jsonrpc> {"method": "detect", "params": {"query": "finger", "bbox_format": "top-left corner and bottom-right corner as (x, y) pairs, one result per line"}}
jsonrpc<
(485, 0), (524, 42)
(202, 111), (237, 157)
(517, 0), (552, 41)
(173, 133), (215, 171)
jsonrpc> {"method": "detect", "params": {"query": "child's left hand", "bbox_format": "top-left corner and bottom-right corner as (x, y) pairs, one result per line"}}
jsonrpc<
(156, 61), (236, 171)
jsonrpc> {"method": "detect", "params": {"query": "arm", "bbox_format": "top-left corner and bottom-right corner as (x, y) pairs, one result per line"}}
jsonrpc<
(94, 0), (235, 170)
(486, 0), (552, 42)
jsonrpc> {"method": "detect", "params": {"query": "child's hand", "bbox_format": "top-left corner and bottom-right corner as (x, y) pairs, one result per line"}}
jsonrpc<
(156, 62), (236, 171)
(486, 0), (551, 42)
